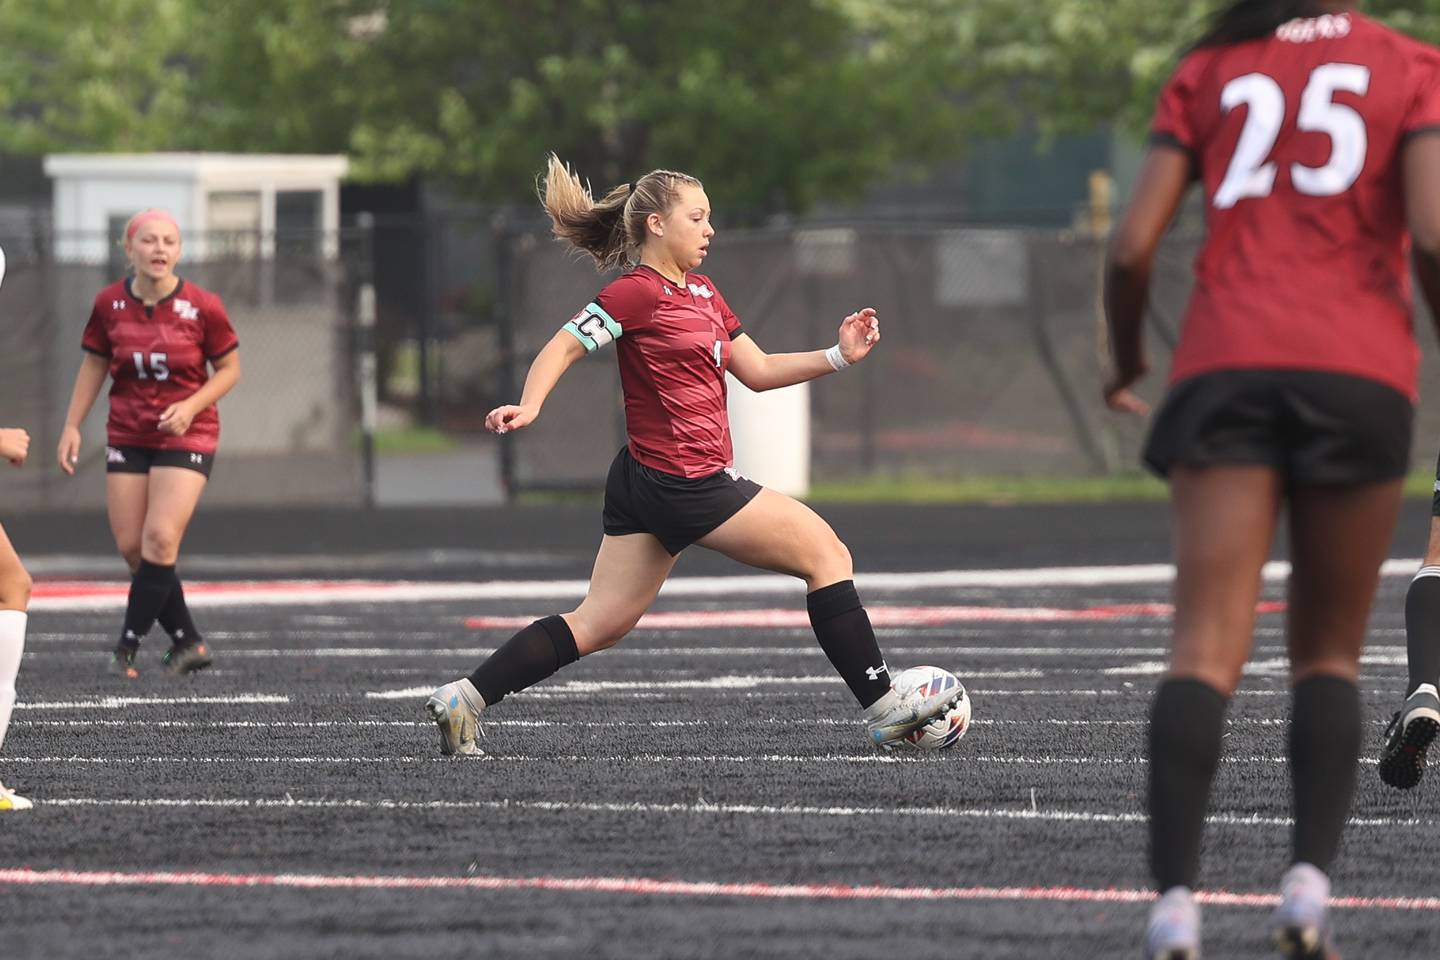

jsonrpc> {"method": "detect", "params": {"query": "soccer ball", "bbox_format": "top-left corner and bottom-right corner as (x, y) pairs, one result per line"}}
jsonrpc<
(892, 665), (972, 750)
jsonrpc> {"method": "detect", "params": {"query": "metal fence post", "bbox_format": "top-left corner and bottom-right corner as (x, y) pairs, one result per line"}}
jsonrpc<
(356, 212), (379, 508)
(493, 216), (517, 500)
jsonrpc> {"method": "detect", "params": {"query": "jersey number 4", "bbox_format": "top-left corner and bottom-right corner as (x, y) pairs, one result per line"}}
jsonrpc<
(132, 351), (170, 381)
(1215, 63), (1371, 210)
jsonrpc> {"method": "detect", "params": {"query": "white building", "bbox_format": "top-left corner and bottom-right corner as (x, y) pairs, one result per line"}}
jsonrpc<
(45, 152), (348, 264)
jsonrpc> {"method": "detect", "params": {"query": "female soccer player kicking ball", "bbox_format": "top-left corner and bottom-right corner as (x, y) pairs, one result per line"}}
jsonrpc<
(0, 425), (33, 811)
(57, 210), (241, 679)
(1106, 2), (1440, 957)
(427, 156), (962, 753)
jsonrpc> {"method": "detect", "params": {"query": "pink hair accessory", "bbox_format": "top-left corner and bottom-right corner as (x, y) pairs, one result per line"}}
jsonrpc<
(125, 208), (181, 242)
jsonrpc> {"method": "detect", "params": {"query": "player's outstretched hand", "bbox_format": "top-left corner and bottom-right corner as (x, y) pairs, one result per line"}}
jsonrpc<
(158, 402), (195, 437)
(0, 427), (29, 467)
(837, 307), (881, 365)
(485, 404), (535, 435)
(56, 425), (81, 475)
(1103, 367), (1152, 417)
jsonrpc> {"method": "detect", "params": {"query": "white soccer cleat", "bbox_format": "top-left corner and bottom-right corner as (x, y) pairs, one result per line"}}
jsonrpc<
(863, 676), (966, 748)
(0, 781), (33, 812)
(1143, 886), (1200, 960)
(425, 678), (486, 756)
(1272, 863), (1337, 959)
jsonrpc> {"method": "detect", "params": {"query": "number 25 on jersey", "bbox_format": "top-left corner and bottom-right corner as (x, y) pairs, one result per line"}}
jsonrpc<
(1215, 63), (1371, 209)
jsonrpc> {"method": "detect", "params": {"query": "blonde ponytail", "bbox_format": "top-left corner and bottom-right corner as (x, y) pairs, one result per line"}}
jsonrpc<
(538, 153), (703, 272)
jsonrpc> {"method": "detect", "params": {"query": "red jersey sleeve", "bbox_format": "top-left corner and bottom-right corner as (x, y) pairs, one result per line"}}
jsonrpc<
(1150, 52), (1208, 155)
(704, 279), (743, 338)
(202, 293), (239, 360)
(81, 297), (112, 356)
(1404, 47), (1440, 136)
(563, 272), (659, 353)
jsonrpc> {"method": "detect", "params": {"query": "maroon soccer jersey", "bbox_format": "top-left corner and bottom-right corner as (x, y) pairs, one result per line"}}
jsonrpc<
(1152, 12), (1440, 399)
(562, 266), (744, 477)
(81, 278), (239, 454)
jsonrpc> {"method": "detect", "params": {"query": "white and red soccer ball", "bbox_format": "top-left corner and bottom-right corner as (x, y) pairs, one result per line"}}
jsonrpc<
(893, 665), (972, 750)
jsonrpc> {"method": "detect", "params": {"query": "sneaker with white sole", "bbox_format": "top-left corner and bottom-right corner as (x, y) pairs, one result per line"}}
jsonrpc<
(425, 678), (486, 756)
(1143, 886), (1200, 960)
(1272, 863), (1337, 959)
(863, 679), (966, 748)
(0, 781), (33, 812)
(1378, 683), (1440, 790)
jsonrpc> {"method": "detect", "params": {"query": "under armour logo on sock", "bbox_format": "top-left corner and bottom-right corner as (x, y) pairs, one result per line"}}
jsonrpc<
(865, 662), (889, 681)
(174, 629), (186, 640)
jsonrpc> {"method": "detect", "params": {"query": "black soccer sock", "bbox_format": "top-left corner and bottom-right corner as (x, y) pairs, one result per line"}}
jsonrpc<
(807, 580), (890, 709)
(156, 573), (202, 648)
(1290, 674), (1360, 871)
(120, 560), (177, 648)
(1405, 568), (1440, 695)
(1149, 677), (1228, 891)
(467, 615), (579, 707)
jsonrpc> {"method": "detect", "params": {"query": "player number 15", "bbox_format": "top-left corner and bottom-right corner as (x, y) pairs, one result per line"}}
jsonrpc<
(132, 351), (170, 381)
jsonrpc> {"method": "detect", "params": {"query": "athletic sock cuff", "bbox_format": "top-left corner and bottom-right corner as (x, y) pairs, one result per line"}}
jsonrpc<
(1293, 674), (1359, 700)
(135, 559), (177, 582)
(537, 615), (579, 667)
(807, 580), (861, 624)
(1156, 676), (1228, 707)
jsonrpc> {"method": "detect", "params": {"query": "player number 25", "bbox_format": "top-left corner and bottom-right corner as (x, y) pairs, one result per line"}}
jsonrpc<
(1214, 63), (1371, 210)
(132, 351), (170, 381)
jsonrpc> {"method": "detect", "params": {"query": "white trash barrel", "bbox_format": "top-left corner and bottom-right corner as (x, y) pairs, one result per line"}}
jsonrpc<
(725, 374), (810, 498)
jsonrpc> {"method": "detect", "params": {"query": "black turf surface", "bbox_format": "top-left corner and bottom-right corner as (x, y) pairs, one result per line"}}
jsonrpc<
(2, 503), (1438, 958)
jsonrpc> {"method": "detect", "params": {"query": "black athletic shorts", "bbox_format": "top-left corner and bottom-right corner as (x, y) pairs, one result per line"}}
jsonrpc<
(603, 447), (763, 555)
(105, 445), (215, 478)
(1143, 369), (1412, 486)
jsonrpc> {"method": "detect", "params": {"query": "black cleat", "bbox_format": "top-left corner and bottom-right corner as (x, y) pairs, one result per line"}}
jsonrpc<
(108, 645), (140, 680)
(163, 641), (213, 676)
(1378, 683), (1440, 790)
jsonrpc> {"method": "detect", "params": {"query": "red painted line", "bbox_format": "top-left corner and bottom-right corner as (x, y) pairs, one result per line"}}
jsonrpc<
(465, 602), (1288, 631)
(32, 580), (391, 600)
(0, 869), (1432, 911)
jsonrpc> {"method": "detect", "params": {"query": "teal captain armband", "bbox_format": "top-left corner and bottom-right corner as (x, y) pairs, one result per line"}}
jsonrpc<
(561, 301), (623, 352)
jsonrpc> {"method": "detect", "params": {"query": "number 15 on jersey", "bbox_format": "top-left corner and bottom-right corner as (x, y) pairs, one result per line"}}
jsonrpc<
(132, 352), (170, 381)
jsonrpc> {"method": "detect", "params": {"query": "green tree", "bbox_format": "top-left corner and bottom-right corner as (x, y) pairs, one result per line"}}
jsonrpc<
(0, 0), (195, 152)
(902, 0), (1440, 140)
(7, 1), (1440, 206)
(1, 0), (970, 212)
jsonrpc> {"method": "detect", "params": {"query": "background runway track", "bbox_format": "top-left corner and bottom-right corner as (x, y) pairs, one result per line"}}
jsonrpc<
(2, 503), (1437, 958)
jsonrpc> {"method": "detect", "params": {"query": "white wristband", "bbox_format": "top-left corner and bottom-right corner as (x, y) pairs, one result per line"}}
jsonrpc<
(824, 343), (851, 372)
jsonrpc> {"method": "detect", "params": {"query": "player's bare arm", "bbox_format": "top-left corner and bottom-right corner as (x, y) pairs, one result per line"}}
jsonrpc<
(727, 308), (880, 392)
(0, 428), (29, 467)
(485, 329), (587, 434)
(159, 349), (241, 438)
(56, 352), (110, 475)
(1102, 146), (1191, 416)
(1405, 134), (1440, 344)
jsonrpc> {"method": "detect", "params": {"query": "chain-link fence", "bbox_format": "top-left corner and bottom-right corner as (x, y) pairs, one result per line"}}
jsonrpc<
(486, 221), (1440, 492)
(0, 227), (368, 510)
(8, 215), (1439, 507)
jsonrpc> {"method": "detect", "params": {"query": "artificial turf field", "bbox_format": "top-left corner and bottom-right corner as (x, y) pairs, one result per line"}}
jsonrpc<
(1, 503), (1438, 958)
